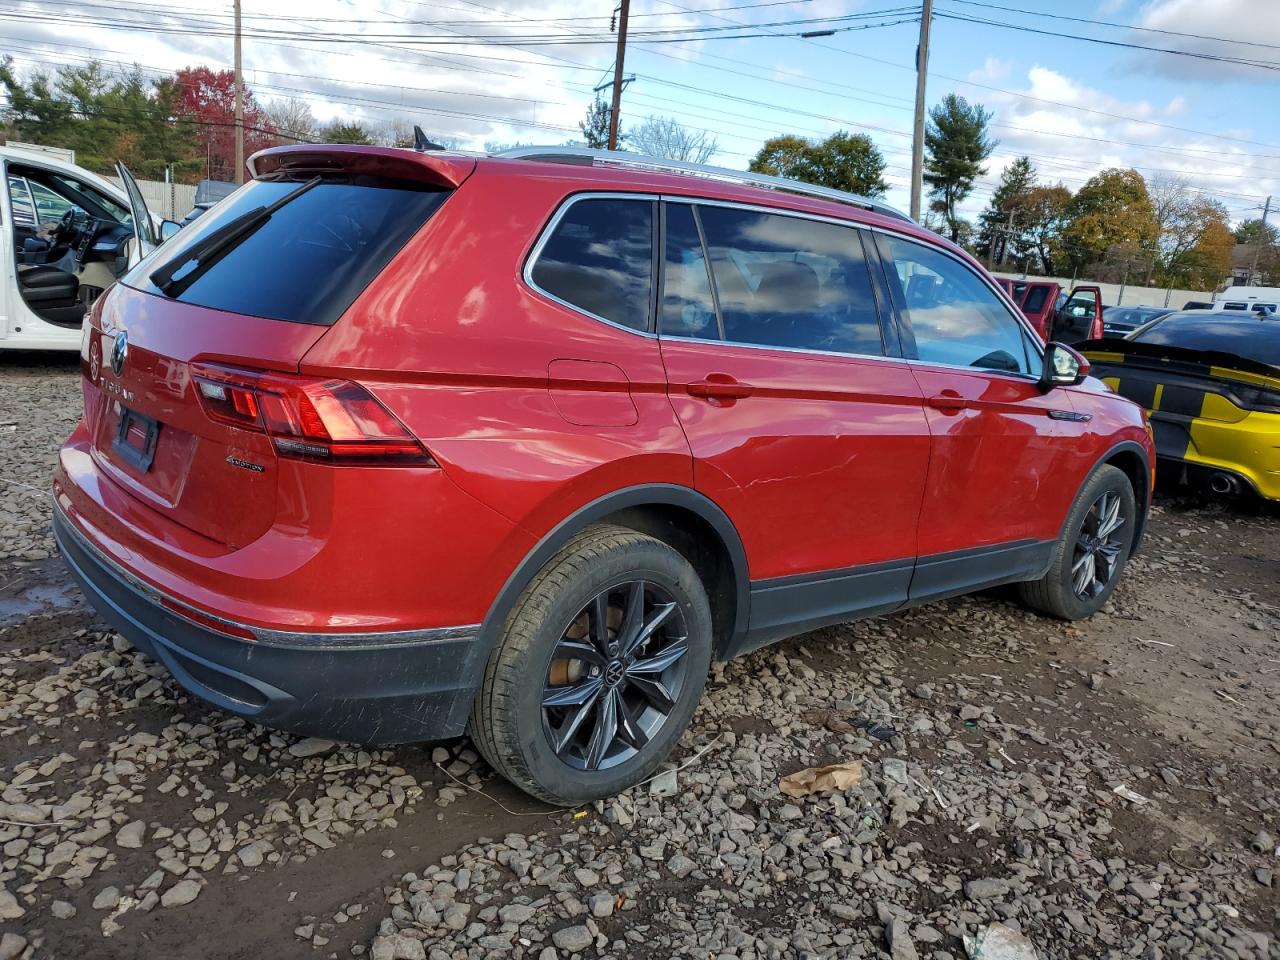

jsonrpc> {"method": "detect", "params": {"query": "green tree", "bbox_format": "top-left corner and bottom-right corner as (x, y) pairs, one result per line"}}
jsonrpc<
(975, 156), (1036, 263)
(1016, 184), (1073, 275)
(579, 98), (612, 149)
(749, 130), (887, 197)
(0, 57), (195, 179)
(1061, 168), (1159, 272)
(924, 94), (995, 243)
(322, 121), (374, 145)
(1234, 217), (1279, 247)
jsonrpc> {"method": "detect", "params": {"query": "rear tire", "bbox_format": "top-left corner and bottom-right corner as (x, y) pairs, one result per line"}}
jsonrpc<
(469, 524), (713, 806)
(1019, 465), (1137, 620)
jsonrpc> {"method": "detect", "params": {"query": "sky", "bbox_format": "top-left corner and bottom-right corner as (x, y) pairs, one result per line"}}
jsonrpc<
(3, 0), (1279, 224)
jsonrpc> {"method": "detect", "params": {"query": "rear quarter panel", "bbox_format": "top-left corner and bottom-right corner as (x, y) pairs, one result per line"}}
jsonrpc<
(299, 164), (694, 543)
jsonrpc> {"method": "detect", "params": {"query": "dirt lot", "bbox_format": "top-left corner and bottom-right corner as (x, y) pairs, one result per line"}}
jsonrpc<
(1, 354), (1278, 960)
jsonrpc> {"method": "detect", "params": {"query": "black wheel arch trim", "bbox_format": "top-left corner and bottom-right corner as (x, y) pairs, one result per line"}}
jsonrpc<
(1070, 440), (1152, 555)
(453, 484), (750, 730)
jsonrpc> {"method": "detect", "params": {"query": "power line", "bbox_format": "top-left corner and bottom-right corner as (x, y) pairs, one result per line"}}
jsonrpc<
(947, 0), (1280, 52)
(934, 9), (1280, 73)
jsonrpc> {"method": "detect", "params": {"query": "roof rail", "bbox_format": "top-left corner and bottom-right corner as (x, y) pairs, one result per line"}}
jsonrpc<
(495, 145), (913, 223)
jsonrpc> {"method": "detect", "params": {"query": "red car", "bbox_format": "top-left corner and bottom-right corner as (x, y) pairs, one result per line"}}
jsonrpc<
(54, 144), (1154, 804)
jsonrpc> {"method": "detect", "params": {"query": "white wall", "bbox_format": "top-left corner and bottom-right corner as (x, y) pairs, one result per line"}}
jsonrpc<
(104, 176), (198, 221)
(991, 271), (1214, 310)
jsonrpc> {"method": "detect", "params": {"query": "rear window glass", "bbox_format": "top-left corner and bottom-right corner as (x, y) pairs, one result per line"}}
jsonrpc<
(1022, 286), (1049, 313)
(1134, 314), (1280, 367)
(124, 178), (449, 325)
(530, 197), (655, 331)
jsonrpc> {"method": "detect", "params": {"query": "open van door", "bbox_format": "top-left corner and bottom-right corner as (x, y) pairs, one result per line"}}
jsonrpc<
(114, 162), (159, 265)
(1051, 285), (1103, 344)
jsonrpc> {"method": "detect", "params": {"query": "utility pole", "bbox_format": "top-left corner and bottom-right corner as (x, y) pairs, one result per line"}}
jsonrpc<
(909, 0), (933, 222)
(233, 0), (244, 184)
(1249, 194), (1272, 283)
(607, 0), (630, 151)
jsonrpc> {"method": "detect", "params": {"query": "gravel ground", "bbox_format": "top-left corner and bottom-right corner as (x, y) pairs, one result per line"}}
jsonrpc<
(1, 354), (1278, 960)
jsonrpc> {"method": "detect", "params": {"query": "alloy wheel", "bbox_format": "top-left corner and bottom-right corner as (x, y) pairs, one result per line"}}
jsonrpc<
(541, 580), (690, 771)
(1071, 490), (1126, 600)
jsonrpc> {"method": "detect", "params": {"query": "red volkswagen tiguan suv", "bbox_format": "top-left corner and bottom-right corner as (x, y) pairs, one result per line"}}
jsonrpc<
(54, 144), (1154, 804)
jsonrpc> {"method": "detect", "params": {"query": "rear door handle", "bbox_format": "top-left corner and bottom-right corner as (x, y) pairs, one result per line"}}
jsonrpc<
(926, 393), (968, 411)
(688, 376), (754, 400)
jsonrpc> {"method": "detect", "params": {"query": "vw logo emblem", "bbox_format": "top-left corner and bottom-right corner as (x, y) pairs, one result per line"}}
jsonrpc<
(604, 661), (626, 687)
(110, 331), (128, 377)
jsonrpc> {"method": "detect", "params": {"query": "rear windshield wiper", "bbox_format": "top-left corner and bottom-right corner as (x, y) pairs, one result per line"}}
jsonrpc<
(149, 176), (322, 296)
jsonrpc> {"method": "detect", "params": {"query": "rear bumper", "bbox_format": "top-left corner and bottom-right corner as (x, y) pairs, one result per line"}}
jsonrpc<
(54, 506), (482, 745)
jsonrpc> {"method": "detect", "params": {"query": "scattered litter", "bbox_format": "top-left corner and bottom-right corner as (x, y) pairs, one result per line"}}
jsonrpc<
(779, 760), (864, 798)
(853, 719), (897, 741)
(964, 922), (1039, 960)
(572, 809), (588, 820)
(1113, 784), (1150, 806)
(1214, 690), (1242, 705)
(965, 820), (983, 834)
(648, 767), (679, 798)
(997, 748), (1018, 766)
(1248, 830), (1274, 854)
(1134, 637), (1174, 647)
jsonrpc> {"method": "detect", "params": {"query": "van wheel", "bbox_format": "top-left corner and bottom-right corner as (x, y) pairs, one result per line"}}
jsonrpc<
(1019, 465), (1137, 620)
(469, 524), (713, 806)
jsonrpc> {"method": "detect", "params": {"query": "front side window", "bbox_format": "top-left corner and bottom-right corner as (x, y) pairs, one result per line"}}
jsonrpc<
(27, 180), (82, 225)
(689, 205), (884, 355)
(882, 234), (1032, 374)
(530, 197), (654, 331)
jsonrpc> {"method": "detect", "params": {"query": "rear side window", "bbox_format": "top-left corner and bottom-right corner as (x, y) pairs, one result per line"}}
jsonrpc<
(530, 197), (654, 331)
(881, 234), (1032, 374)
(125, 178), (449, 325)
(661, 204), (718, 339)
(689, 205), (884, 356)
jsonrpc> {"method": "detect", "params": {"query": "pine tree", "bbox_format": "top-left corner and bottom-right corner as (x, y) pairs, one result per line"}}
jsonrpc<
(924, 94), (996, 243)
(975, 156), (1036, 264)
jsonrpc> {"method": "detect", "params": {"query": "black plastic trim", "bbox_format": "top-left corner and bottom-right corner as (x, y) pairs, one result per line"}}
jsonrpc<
(1076, 438), (1152, 556)
(54, 507), (480, 745)
(737, 557), (913, 657)
(908, 539), (1055, 604)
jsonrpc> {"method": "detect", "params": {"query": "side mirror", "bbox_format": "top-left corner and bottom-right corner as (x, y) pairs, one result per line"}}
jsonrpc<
(159, 219), (182, 242)
(1039, 342), (1090, 392)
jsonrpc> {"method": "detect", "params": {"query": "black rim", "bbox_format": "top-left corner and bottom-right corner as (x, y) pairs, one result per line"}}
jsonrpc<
(541, 580), (690, 771)
(1071, 490), (1126, 599)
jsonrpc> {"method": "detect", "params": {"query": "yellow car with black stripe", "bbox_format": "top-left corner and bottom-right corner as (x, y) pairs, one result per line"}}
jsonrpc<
(1081, 312), (1280, 501)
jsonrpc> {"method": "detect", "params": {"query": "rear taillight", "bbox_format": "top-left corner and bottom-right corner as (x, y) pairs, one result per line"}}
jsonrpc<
(192, 364), (435, 466)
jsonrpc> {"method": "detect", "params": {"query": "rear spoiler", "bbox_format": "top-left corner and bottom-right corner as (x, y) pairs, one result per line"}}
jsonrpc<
(247, 145), (475, 190)
(1079, 337), (1280, 384)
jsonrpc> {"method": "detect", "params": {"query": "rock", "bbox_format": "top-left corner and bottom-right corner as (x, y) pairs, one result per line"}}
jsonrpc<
(442, 902), (470, 931)
(371, 934), (426, 960)
(0, 889), (24, 920)
(288, 737), (336, 758)
(237, 843), (264, 867)
(499, 903), (536, 924)
(882, 758), (909, 784)
(161, 879), (202, 907)
(1126, 881), (1159, 901)
(552, 925), (593, 953)
(913, 684), (934, 700)
(51, 899), (76, 919)
(588, 892), (614, 918)
(958, 705), (983, 721)
(0, 933), (27, 960)
(116, 820), (146, 849)
(667, 854), (697, 878)
(964, 878), (1010, 901)
(93, 886), (121, 910)
(887, 918), (919, 960)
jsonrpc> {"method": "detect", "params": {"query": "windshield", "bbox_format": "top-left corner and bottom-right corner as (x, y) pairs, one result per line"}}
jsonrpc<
(123, 176), (450, 325)
(1133, 313), (1280, 367)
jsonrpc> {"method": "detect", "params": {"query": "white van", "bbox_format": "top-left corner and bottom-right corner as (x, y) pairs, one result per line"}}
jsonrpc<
(1, 145), (173, 351)
(1212, 286), (1280, 316)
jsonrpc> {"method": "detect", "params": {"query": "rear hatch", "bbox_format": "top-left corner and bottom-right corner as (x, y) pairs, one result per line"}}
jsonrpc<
(83, 146), (471, 548)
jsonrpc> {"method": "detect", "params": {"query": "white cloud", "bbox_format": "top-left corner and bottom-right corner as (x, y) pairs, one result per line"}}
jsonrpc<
(1131, 0), (1280, 82)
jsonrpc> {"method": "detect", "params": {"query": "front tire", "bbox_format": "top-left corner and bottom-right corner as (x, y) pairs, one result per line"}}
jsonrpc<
(1019, 465), (1137, 620)
(469, 524), (713, 805)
